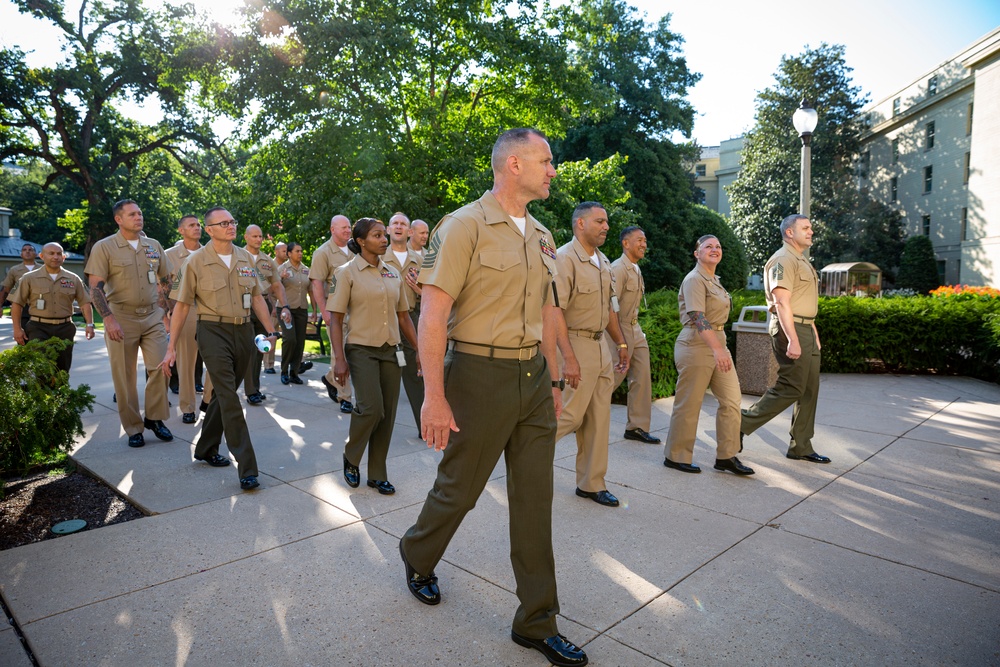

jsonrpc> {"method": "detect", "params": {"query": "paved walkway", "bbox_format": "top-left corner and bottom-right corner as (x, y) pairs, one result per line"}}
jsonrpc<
(1, 321), (998, 666)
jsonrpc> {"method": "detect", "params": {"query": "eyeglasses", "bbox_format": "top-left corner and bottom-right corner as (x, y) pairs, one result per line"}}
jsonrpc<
(207, 219), (239, 228)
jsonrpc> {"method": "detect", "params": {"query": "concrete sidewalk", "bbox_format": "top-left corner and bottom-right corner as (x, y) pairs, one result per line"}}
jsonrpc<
(1, 321), (998, 666)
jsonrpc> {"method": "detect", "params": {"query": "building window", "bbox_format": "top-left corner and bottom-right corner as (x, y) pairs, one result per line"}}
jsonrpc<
(967, 102), (973, 136)
(890, 177), (898, 203)
(925, 121), (935, 150)
(923, 165), (933, 194)
(859, 150), (870, 178)
(961, 208), (968, 241)
(964, 152), (970, 184)
(928, 75), (938, 96)
(922, 215), (931, 236)
(695, 164), (706, 177)
(937, 260), (946, 284)
(891, 138), (899, 163)
(893, 97), (901, 117)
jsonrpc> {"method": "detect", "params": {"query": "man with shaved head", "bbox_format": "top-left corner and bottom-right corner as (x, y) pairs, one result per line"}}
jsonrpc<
(11, 242), (94, 373)
(310, 213), (355, 412)
(243, 224), (291, 404)
(408, 219), (430, 257)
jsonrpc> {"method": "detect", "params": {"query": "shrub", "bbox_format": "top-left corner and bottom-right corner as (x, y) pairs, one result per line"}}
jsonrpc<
(896, 235), (940, 294)
(0, 339), (94, 484)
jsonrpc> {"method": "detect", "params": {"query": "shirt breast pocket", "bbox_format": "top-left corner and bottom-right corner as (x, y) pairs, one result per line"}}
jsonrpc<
(204, 277), (230, 310)
(479, 251), (522, 297)
(111, 259), (132, 275)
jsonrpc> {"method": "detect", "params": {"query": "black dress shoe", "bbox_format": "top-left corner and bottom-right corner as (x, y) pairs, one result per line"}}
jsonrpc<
(264, 368), (276, 374)
(127, 433), (145, 448)
(343, 454), (360, 488)
(340, 399), (353, 414)
(787, 452), (832, 463)
(195, 454), (231, 467)
(247, 392), (264, 406)
(195, 383), (204, 393)
(298, 361), (313, 373)
(143, 418), (173, 442)
(280, 374), (290, 385)
(288, 375), (303, 385)
(240, 476), (260, 490)
(664, 458), (701, 473)
(321, 375), (339, 402)
(182, 412), (196, 424)
(399, 540), (441, 605)
(575, 488), (619, 507)
(511, 631), (588, 667)
(714, 456), (755, 475)
(367, 479), (396, 495)
(623, 427), (661, 444)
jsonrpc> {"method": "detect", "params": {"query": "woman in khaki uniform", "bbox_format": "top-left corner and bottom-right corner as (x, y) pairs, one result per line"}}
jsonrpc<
(278, 242), (311, 385)
(328, 218), (418, 495)
(664, 235), (754, 475)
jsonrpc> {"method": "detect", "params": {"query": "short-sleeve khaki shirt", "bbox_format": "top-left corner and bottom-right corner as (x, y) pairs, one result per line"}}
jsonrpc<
(246, 249), (280, 298)
(278, 261), (311, 309)
(2, 262), (42, 291)
(554, 237), (613, 333)
(84, 231), (170, 310)
(763, 242), (818, 318)
(10, 267), (90, 319)
(309, 239), (353, 289)
(418, 191), (558, 348)
(175, 244), (261, 319)
(329, 256), (409, 347)
(383, 247), (422, 311)
(610, 255), (644, 325)
(678, 266), (731, 327)
(165, 241), (201, 300)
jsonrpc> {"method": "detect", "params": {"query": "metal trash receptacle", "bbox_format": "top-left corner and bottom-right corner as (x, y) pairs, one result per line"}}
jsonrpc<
(732, 306), (778, 396)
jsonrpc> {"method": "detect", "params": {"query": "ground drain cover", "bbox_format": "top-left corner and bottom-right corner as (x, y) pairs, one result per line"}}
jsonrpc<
(51, 519), (88, 535)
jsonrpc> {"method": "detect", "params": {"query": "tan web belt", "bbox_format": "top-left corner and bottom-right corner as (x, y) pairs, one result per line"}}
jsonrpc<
(198, 314), (250, 325)
(30, 316), (72, 324)
(449, 340), (538, 361)
(568, 329), (603, 341)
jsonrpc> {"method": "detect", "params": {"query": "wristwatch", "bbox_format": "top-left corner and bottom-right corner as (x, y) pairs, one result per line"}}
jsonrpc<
(552, 379), (565, 390)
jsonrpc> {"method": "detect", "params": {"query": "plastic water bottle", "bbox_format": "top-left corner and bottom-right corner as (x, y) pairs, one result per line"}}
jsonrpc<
(282, 310), (292, 330)
(254, 334), (272, 353)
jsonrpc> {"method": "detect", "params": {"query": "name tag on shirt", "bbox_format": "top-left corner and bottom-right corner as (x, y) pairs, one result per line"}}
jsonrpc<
(36, 297), (46, 310)
(148, 270), (157, 284)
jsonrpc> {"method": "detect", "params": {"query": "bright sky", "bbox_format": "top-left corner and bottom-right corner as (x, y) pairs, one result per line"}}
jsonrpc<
(2, 0), (999, 147)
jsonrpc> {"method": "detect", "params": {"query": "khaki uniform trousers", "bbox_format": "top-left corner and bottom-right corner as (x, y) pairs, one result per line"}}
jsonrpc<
(105, 307), (169, 436)
(174, 312), (200, 414)
(402, 351), (560, 639)
(25, 320), (77, 373)
(344, 343), (401, 480)
(665, 329), (741, 464)
(741, 322), (820, 457)
(399, 305), (423, 429)
(195, 321), (258, 479)
(557, 335), (614, 492)
(612, 321), (652, 432)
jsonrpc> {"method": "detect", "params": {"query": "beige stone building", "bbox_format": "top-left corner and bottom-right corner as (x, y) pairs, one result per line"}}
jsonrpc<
(690, 137), (744, 217)
(859, 27), (1000, 286)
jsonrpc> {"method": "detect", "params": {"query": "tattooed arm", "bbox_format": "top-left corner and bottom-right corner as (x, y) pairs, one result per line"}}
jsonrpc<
(686, 310), (732, 372)
(88, 275), (124, 342)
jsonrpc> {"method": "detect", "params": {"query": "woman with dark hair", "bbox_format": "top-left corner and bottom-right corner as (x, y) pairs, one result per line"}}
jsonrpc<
(278, 241), (311, 385)
(664, 235), (754, 475)
(327, 218), (419, 494)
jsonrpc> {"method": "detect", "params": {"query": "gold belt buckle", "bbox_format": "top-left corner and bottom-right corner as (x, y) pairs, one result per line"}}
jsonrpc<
(518, 346), (533, 361)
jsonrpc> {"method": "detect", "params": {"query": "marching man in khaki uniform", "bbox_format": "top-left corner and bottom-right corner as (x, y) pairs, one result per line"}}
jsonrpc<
(10, 242), (94, 373)
(551, 201), (630, 508)
(311, 214), (355, 412)
(740, 214), (831, 464)
(1, 243), (42, 328)
(609, 226), (660, 444)
(165, 215), (205, 424)
(263, 242), (288, 374)
(400, 128), (589, 667)
(161, 207), (284, 491)
(86, 199), (173, 448)
(243, 224), (289, 405)
(384, 211), (425, 429)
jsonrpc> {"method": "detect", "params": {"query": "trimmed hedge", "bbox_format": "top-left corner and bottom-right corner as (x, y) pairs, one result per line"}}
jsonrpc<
(627, 289), (1000, 402)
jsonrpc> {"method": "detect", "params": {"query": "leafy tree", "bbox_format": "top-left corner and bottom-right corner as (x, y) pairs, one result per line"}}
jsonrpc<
(728, 44), (874, 272)
(553, 0), (702, 290)
(0, 161), (85, 248)
(682, 205), (749, 291)
(0, 0), (226, 253)
(896, 235), (940, 294)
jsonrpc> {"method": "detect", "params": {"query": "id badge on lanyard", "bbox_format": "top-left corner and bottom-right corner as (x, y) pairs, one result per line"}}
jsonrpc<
(396, 344), (406, 367)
